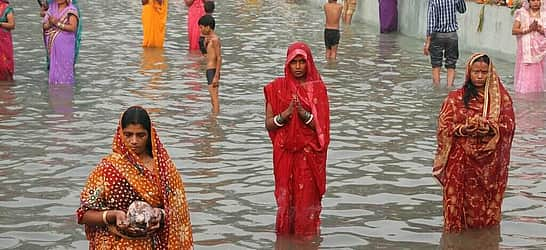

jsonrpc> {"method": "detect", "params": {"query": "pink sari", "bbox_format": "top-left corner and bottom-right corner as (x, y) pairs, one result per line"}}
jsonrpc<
(187, 0), (204, 51)
(514, 3), (546, 93)
(0, 1), (13, 81)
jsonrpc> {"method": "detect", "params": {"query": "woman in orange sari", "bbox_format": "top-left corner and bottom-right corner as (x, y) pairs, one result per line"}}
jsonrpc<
(433, 53), (516, 233)
(142, 0), (168, 48)
(0, 0), (15, 81)
(184, 0), (204, 51)
(77, 106), (193, 249)
(264, 42), (330, 238)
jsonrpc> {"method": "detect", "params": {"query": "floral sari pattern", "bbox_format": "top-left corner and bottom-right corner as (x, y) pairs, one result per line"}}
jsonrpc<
(77, 109), (193, 249)
(434, 53), (516, 232)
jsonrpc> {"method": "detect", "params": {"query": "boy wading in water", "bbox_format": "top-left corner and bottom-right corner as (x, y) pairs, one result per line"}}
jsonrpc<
(324, 0), (342, 60)
(199, 15), (222, 113)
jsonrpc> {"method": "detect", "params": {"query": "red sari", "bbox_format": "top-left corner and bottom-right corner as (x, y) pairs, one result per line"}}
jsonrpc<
(0, 1), (14, 81)
(433, 53), (516, 233)
(264, 42), (330, 237)
(77, 108), (193, 249)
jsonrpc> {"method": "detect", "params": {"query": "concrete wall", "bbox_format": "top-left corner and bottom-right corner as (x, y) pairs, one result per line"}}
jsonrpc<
(308, 0), (516, 61)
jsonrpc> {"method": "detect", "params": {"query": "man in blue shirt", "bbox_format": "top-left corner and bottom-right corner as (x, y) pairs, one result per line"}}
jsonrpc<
(423, 0), (466, 87)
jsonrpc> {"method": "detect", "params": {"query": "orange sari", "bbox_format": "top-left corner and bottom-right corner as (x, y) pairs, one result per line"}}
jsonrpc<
(433, 53), (516, 233)
(77, 110), (192, 249)
(142, 0), (168, 48)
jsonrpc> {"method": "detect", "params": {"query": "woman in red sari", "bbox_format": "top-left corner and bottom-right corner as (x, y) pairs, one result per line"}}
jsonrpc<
(433, 53), (516, 233)
(184, 0), (204, 51)
(264, 42), (330, 238)
(0, 0), (15, 81)
(77, 106), (193, 249)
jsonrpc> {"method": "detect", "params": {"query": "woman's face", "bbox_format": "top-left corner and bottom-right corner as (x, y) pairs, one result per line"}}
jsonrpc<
(123, 124), (150, 156)
(470, 61), (489, 89)
(529, 0), (541, 10)
(289, 55), (307, 80)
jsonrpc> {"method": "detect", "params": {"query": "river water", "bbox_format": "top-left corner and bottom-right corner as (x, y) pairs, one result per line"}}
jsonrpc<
(1, 0), (546, 249)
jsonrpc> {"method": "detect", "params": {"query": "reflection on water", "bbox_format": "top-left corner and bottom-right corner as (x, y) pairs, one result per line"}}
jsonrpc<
(0, 81), (19, 121)
(48, 84), (75, 118)
(275, 235), (321, 250)
(440, 227), (501, 250)
(1, 0), (546, 249)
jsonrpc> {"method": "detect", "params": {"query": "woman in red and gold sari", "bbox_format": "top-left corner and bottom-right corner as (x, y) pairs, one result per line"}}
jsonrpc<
(77, 106), (193, 249)
(433, 53), (516, 233)
(0, 0), (15, 81)
(264, 42), (330, 238)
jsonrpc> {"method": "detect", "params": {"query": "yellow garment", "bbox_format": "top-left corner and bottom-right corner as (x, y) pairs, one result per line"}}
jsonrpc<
(142, 0), (168, 48)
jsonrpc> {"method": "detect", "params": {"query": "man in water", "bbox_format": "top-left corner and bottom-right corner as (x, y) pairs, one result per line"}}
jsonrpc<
(324, 0), (342, 60)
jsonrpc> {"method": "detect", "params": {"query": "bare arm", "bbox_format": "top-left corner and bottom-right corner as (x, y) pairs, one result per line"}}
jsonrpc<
(512, 20), (531, 36)
(0, 12), (15, 30)
(213, 39), (222, 85)
(265, 99), (294, 131)
(80, 209), (127, 228)
(62, 14), (78, 32)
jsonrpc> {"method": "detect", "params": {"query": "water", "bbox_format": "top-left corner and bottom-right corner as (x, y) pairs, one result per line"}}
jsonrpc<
(1, 0), (546, 249)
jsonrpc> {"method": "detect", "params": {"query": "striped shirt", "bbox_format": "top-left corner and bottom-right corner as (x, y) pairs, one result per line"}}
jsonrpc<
(426, 0), (467, 36)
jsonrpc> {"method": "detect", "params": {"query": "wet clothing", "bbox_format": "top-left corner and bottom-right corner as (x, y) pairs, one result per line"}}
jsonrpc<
(206, 68), (216, 85)
(324, 28), (340, 49)
(142, 0), (168, 47)
(379, 0), (398, 33)
(43, 0), (81, 84)
(434, 53), (515, 233)
(429, 31), (459, 69)
(187, 0), (204, 50)
(264, 42), (330, 237)
(77, 108), (193, 249)
(0, 1), (13, 81)
(513, 3), (546, 93)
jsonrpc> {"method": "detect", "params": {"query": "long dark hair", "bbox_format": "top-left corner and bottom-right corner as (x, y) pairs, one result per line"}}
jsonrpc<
(121, 106), (153, 157)
(463, 54), (490, 108)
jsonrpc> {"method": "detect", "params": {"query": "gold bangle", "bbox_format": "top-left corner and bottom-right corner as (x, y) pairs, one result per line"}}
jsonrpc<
(102, 211), (109, 225)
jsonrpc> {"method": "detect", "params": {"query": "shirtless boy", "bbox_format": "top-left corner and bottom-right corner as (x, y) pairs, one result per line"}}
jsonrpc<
(198, 15), (222, 113)
(324, 0), (343, 60)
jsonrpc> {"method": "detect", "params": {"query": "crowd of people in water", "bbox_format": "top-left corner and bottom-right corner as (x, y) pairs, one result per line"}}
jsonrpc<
(1, 0), (544, 249)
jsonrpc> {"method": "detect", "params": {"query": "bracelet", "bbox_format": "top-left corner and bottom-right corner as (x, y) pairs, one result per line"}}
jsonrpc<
(60, 23), (65, 30)
(102, 210), (109, 225)
(305, 114), (314, 125)
(273, 115), (285, 127)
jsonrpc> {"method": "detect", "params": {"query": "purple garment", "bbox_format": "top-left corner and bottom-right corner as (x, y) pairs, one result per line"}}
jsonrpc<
(43, 3), (78, 84)
(379, 0), (398, 33)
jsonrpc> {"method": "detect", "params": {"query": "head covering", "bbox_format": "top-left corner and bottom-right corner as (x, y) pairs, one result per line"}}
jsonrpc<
(464, 53), (501, 132)
(111, 106), (193, 248)
(284, 42), (322, 84)
(283, 42), (328, 151)
(433, 53), (508, 184)
(516, 0), (546, 63)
